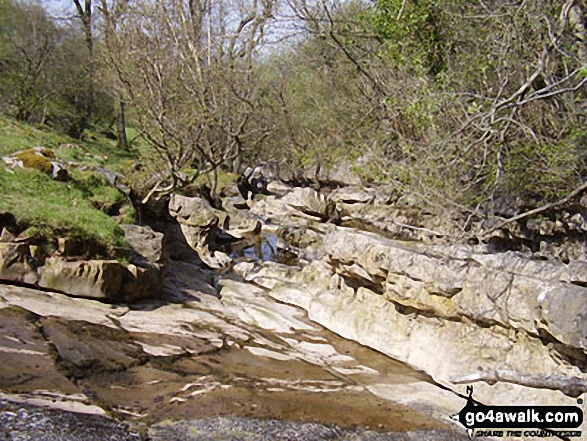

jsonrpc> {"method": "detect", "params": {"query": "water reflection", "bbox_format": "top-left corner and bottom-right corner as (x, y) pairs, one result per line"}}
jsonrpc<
(228, 233), (298, 265)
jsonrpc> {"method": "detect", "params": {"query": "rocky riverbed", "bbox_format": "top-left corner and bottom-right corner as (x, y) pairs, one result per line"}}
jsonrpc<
(1, 180), (586, 440)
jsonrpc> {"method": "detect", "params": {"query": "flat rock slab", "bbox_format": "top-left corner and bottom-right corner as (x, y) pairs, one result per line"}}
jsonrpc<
(0, 266), (466, 435)
(0, 307), (79, 396)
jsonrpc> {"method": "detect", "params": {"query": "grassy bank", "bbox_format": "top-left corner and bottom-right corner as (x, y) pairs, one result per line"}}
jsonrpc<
(0, 116), (140, 257)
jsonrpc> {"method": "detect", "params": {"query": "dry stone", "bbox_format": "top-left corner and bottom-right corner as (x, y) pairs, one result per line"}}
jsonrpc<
(0, 242), (39, 285)
(281, 187), (335, 220)
(38, 258), (125, 300)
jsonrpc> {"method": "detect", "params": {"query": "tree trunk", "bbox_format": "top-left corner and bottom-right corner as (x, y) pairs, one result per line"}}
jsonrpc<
(116, 97), (128, 150)
(211, 166), (219, 198)
(73, 0), (94, 133)
(232, 143), (242, 173)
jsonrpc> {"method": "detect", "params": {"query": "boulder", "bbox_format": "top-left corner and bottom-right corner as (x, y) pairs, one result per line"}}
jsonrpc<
(537, 285), (587, 350)
(266, 180), (292, 196)
(272, 162), (362, 187)
(224, 195), (250, 211)
(121, 224), (165, 265)
(169, 193), (227, 228)
(38, 258), (125, 300)
(3, 147), (69, 180)
(281, 187), (336, 220)
(328, 187), (376, 204)
(338, 203), (455, 242)
(0, 224), (165, 302)
(325, 162), (362, 186)
(0, 242), (39, 285)
(168, 194), (231, 269)
(121, 262), (164, 301)
(121, 224), (166, 300)
(93, 167), (130, 196)
(254, 160), (295, 182)
(224, 216), (261, 239)
(38, 257), (162, 302)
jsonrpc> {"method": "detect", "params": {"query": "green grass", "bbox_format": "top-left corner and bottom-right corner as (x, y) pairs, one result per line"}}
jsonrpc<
(0, 167), (127, 255)
(0, 114), (140, 173)
(0, 115), (68, 156)
(0, 115), (143, 257)
(70, 169), (126, 209)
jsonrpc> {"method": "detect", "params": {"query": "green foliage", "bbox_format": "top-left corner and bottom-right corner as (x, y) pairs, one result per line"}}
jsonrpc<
(0, 0), (585, 223)
(373, 0), (446, 76)
(0, 0), (113, 138)
(258, 8), (380, 169)
(0, 167), (126, 255)
(504, 139), (583, 200)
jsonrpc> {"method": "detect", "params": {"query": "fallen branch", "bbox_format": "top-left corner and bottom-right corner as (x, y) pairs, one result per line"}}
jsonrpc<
(392, 220), (444, 237)
(483, 180), (587, 236)
(452, 369), (587, 397)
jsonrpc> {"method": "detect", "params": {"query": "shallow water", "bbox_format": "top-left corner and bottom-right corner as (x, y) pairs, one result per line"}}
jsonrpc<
(228, 233), (298, 265)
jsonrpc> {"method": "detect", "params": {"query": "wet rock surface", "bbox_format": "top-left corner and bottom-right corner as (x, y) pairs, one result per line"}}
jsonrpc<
(0, 258), (465, 439)
(2, 180), (587, 439)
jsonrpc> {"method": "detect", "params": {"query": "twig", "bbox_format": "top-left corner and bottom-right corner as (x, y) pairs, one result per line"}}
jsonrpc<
(392, 220), (444, 237)
(482, 180), (587, 235)
(396, 0), (407, 21)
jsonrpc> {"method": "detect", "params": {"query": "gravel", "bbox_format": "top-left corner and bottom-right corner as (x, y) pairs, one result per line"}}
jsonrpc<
(0, 400), (144, 441)
(148, 417), (471, 441)
(0, 400), (470, 441)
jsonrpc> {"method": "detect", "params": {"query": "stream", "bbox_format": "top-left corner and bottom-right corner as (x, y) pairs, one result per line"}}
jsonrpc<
(0, 226), (469, 440)
(1, 186), (585, 440)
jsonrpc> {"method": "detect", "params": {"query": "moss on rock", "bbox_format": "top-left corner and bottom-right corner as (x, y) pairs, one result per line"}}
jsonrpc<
(15, 149), (54, 174)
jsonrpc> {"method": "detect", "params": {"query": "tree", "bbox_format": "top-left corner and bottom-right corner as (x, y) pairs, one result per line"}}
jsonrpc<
(262, 0), (587, 230)
(258, 1), (388, 171)
(0, 0), (61, 121)
(69, 0), (95, 137)
(98, 0), (130, 149)
(108, 0), (276, 198)
(355, 0), (587, 223)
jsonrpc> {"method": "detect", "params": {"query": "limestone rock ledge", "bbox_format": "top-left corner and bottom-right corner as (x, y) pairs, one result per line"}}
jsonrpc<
(0, 225), (165, 302)
(37, 257), (162, 302)
(322, 229), (587, 351)
(168, 193), (261, 269)
(235, 227), (587, 406)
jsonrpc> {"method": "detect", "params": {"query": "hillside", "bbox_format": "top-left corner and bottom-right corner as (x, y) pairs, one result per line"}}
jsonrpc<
(0, 116), (139, 257)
